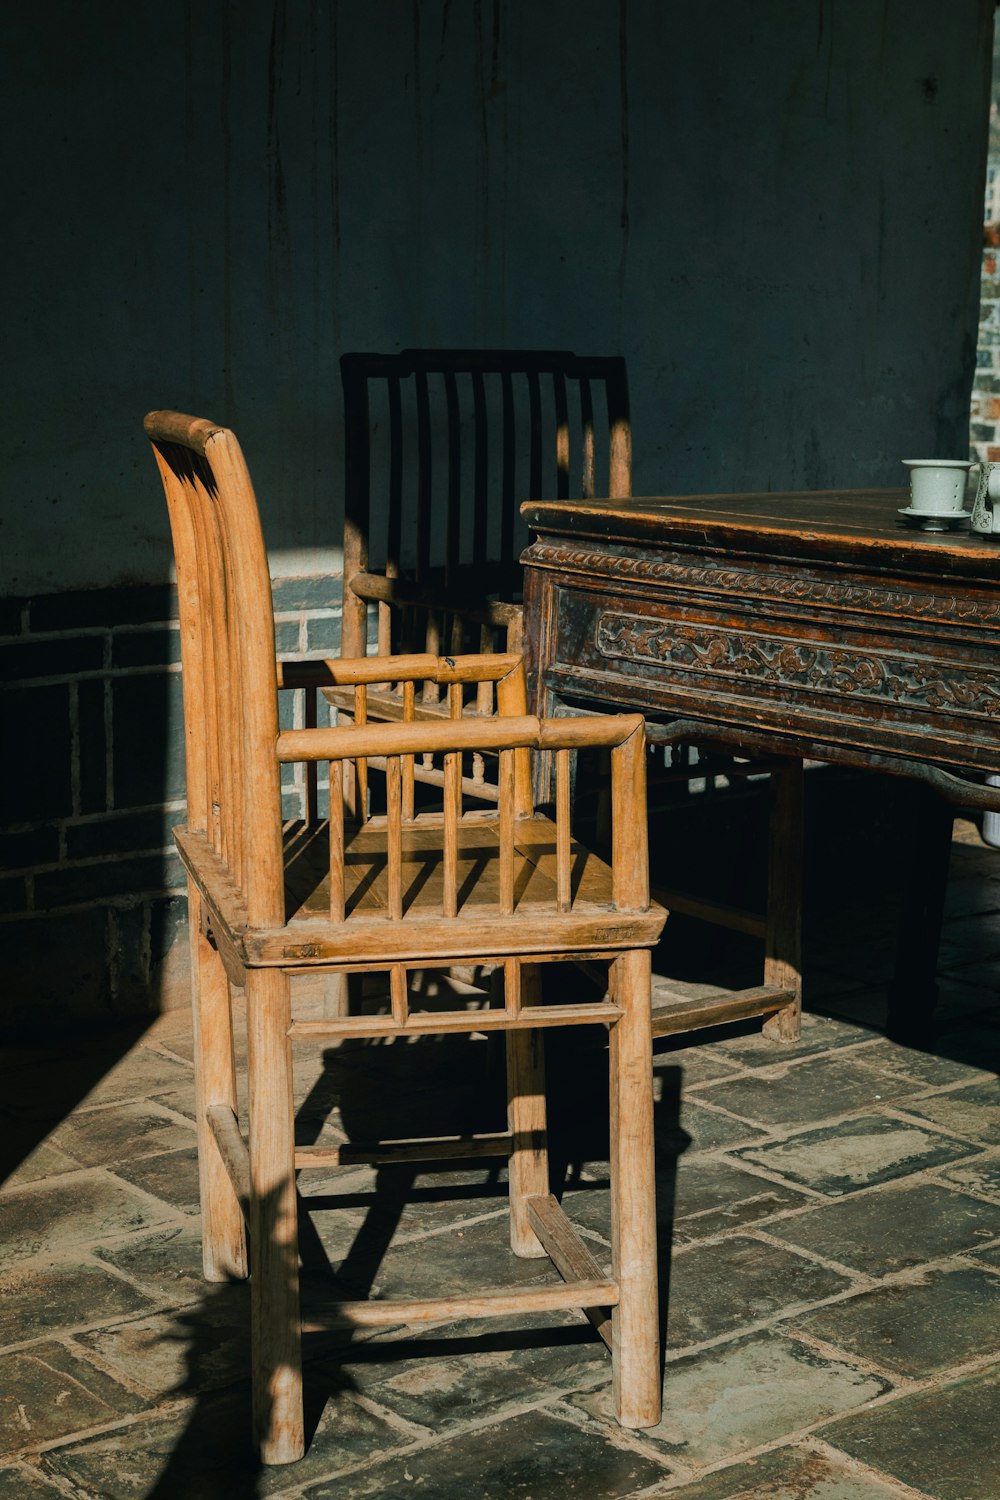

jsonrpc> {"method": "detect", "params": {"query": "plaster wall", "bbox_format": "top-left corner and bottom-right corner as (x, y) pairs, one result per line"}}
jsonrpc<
(1, 0), (993, 597)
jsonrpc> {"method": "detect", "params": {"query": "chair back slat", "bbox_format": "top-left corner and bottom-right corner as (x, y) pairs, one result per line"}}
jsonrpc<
(553, 371), (570, 500)
(500, 367), (517, 585)
(414, 370), (432, 584)
(387, 373), (403, 576)
(471, 369), (489, 567)
(340, 351), (631, 660)
(579, 376), (596, 500)
(524, 370), (543, 555)
(444, 369), (461, 586)
(145, 412), (283, 927)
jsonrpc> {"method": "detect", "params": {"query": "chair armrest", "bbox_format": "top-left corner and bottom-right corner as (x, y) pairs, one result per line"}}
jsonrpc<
(276, 652), (523, 691)
(276, 712), (644, 764)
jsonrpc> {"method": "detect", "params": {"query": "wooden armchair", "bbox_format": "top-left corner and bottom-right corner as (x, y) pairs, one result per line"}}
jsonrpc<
(145, 410), (666, 1465)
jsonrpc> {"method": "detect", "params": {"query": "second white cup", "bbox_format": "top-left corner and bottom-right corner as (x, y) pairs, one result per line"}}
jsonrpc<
(902, 459), (974, 513)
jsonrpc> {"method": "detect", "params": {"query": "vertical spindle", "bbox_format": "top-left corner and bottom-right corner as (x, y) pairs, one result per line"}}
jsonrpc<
(355, 684), (368, 822)
(555, 747), (571, 912)
(402, 679), (415, 820)
(499, 749), (515, 916)
(390, 964), (409, 1025)
(387, 754), (403, 919)
(443, 683), (462, 916)
(328, 760), (345, 921)
(304, 687), (318, 824)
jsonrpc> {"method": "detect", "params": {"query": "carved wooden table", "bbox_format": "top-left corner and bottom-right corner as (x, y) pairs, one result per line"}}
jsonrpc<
(521, 488), (1000, 1040)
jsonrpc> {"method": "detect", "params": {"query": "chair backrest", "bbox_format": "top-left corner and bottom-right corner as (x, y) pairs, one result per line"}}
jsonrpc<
(340, 349), (632, 661)
(144, 411), (284, 926)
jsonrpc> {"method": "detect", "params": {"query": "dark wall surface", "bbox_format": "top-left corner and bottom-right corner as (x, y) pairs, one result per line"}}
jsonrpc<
(0, 0), (994, 1026)
(1, 0), (993, 595)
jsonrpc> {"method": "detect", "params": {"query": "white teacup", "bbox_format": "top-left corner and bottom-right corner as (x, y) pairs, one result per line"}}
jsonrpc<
(902, 459), (974, 513)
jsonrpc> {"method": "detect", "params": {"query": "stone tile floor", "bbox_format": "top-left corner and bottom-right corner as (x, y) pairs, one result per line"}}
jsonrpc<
(4, 805), (1000, 1498)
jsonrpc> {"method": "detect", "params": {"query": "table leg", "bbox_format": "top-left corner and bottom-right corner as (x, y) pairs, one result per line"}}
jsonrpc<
(886, 783), (953, 1044)
(762, 760), (804, 1041)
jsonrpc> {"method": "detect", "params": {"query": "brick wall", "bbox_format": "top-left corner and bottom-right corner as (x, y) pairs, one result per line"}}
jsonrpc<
(0, 576), (341, 1035)
(971, 225), (1000, 461)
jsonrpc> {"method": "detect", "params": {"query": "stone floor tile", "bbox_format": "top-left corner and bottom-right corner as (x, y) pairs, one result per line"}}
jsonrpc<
(819, 1361), (1000, 1500)
(547, 1182), (613, 1248)
(893, 1077), (1000, 1146)
(0, 1258), (156, 1349)
(849, 1036), (994, 1088)
(342, 1311), (609, 1432)
(3, 1135), (82, 1191)
(78, 1047), (194, 1109)
(91, 1224), (209, 1303)
(692, 1054), (918, 1130)
(664, 1234), (853, 1348)
(569, 1331), (889, 1468)
(110, 1146), (201, 1215)
(318, 1211), (552, 1306)
(301, 1406), (671, 1499)
(913, 1022), (1000, 1077)
(733, 1113), (981, 1196)
(714, 1016), (876, 1067)
(773, 1179), (1000, 1274)
(299, 1164), (503, 1272)
(0, 1464), (73, 1500)
(0, 1173), (176, 1264)
(1, 1029), (150, 1127)
(788, 1264), (1000, 1378)
(73, 1283), (250, 1400)
(937, 1148), (1000, 1201)
(40, 1384), (407, 1500)
(678, 1100), (769, 1154)
(49, 1100), (195, 1168)
(640, 1442), (918, 1499)
(652, 1038), (744, 1087)
(0, 1339), (148, 1456)
(136, 1081), (198, 1123)
(665, 1158), (813, 1244)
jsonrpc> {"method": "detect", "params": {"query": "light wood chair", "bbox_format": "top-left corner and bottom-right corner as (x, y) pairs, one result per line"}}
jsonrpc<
(144, 409), (666, 1465)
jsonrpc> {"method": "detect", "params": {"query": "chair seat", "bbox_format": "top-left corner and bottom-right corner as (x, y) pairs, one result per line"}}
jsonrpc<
(176, 816), (665, 972)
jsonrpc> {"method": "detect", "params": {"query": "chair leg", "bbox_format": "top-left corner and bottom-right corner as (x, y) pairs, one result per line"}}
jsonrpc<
(189, 886), (247, 1282)
(762, 759), (803, 1042)
(506, 962), (549, 1258)
(245, 967), (304, 1465)
(609, 949), (661, 1429)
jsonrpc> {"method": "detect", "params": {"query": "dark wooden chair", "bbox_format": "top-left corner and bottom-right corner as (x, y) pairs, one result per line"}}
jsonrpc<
(145, 408), (665, 1464)
(335, 349), (632, 804)
(336, 348), (801, 1039)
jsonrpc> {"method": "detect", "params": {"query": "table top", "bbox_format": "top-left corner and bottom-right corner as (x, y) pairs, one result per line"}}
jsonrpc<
(521, 489), (1000, 581)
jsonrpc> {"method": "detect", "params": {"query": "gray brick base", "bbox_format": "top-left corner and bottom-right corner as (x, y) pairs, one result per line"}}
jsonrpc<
(0, 575), (341, 1034)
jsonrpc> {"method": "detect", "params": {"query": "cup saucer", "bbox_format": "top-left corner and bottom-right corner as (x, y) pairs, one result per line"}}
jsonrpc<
(898, 506), (970, 532)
